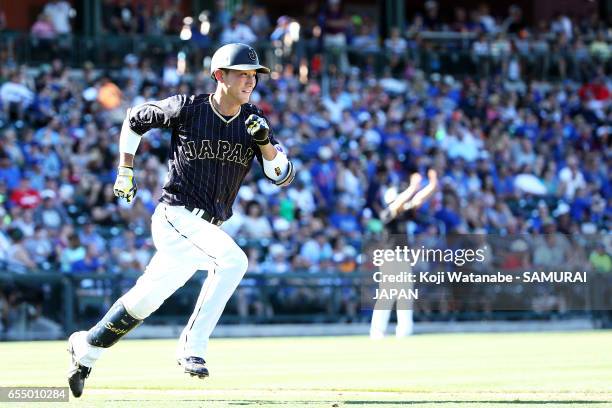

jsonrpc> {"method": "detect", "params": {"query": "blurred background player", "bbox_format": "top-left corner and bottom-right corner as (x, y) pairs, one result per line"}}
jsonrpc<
(370, 169), (438, 338)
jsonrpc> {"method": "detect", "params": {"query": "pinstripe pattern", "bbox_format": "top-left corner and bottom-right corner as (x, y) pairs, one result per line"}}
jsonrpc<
(126, 93), (279, 221)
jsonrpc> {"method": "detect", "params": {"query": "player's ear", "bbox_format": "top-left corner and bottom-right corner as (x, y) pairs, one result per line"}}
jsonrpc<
(214, 69), (224, 82)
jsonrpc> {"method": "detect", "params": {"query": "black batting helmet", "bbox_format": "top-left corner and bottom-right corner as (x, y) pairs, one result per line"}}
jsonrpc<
(210, 43), (270, 80)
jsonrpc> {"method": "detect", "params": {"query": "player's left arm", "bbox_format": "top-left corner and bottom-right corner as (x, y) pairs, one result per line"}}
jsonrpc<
(246, 112), (295, 188)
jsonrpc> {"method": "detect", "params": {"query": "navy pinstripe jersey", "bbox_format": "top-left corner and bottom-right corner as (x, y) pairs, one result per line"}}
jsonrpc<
(126, 93), (282, 221)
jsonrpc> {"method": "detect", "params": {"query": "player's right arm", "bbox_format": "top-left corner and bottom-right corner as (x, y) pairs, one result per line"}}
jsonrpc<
(401, 169), (438, 211)
(245, 110), (295, 188)
(114, 94), (189, 203)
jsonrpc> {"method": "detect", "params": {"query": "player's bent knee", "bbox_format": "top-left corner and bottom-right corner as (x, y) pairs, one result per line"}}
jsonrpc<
(86, 301), (143, 348)
(120, 293), (162, 320)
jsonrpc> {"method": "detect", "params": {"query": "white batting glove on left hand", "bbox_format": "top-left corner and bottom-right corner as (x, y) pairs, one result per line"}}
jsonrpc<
(113, 166), (138, 203)
(245, 114), (270, 145)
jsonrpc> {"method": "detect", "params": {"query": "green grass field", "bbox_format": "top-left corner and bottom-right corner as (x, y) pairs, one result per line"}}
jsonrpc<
(0, 331), (611, 407)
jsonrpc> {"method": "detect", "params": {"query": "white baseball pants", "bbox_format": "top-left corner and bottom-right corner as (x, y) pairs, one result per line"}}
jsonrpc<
(370, 308), (414, 338)
(74, 202), (248, 367)
(369, 261), (414, 338)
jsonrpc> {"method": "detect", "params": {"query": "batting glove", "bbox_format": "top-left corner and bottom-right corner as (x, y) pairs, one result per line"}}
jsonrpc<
(245, 114), (270, 145)
(113, 166), (138, 203)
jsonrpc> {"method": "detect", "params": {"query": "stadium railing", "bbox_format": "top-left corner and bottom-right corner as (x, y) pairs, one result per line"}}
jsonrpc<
(0, 265), (610, 340)
(1, 31), (608, 79)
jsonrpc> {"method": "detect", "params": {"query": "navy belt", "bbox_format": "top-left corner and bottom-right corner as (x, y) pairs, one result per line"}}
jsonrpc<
(184, 206), (223, 226)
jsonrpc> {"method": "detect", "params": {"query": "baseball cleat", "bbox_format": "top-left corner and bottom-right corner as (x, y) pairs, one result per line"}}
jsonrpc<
(177, 356), (209, 378)
(67, 332), (91, 398)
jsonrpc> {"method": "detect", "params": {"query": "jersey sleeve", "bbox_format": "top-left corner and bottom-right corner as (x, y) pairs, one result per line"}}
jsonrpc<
(126, 94), (189, 135)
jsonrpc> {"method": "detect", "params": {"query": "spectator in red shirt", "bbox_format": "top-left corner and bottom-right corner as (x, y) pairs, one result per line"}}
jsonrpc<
(579, 75), (610, 102)
(578, 74), (610, 119)
(501, 239), (531, 269)
(10, 178), (41, 209)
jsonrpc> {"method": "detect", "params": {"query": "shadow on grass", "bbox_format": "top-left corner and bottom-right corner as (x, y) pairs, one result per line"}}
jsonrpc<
(112, 401), (322, 405)
(112, 400), (610, 406)
(345, 401), (610, 405)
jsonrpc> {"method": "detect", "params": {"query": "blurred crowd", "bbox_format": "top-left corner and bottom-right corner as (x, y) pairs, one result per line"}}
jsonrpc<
(0, 0), (610, 331)
(15, 0), (611, 82)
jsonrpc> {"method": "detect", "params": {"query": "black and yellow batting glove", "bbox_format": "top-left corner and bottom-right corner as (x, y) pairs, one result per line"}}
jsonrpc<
(245, 114), (270, 145)
(113, 166), (138, 203)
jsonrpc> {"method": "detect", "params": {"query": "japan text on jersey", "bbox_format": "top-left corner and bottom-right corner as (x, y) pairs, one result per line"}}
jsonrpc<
(126, 94), (280, 221)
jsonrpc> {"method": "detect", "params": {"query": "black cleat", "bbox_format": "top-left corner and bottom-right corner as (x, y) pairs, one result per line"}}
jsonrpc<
(67, 333), (91, 398)
(178, 356), (209, 378)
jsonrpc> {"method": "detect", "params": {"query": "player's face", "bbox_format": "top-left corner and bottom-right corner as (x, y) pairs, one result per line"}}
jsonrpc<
(223, 69), (257, 105)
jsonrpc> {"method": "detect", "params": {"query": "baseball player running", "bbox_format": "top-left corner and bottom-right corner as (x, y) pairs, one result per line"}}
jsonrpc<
(67, 43), (295, 398)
